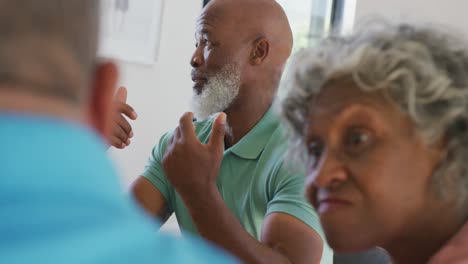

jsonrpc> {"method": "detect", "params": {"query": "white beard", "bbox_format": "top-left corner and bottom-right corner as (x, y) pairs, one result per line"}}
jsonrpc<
(191, 64), (241, 120)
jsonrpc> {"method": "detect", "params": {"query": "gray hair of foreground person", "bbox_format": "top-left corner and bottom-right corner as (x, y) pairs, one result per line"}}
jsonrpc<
(282, 21), (468, 207)
(0, 0), (99, 103)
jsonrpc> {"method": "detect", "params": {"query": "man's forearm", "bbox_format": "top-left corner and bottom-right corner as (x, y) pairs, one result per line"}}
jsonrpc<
(180, 185), (292, 264)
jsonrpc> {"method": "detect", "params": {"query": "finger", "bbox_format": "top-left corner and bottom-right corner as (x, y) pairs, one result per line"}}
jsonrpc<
(118, 102), (138, 120)
(116, 86), (127, 103)
(110, 136), (126, 149)
(116, 114), (133, 137)
(163, 140), (175, 159)
(168, 128), (179, 150)
(174, 127), (181, 142)
(178, 112), (196, 140)
(208, 112), (226, 150)
(114, 124), (130, 145)
(168, 127), (177, 145)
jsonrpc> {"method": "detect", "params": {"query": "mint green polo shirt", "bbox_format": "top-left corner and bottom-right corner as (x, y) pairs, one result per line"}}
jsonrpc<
(142, 108), (333, 263)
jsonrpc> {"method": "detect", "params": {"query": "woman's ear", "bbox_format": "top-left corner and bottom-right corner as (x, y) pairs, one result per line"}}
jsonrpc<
(250, 37), (270, 65)
(430, 134), (449, 168)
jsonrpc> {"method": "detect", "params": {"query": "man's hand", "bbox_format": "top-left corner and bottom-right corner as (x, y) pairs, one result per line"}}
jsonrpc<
(162, 112), (226, 197)
(110, 86), (138, 149)
(161, 112), (324, 264)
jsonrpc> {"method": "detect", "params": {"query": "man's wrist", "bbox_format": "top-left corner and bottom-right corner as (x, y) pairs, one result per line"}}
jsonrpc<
(178, 183), (221, 211)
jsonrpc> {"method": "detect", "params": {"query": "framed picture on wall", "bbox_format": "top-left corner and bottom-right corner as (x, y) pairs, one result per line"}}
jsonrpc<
(98, 0), (165, 65)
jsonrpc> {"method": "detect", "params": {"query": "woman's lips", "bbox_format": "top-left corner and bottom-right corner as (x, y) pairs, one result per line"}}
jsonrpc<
(316, 198), (352, 214)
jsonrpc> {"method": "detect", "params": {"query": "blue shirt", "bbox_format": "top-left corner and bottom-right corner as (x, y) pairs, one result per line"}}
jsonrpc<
(0, 114), (236, 264)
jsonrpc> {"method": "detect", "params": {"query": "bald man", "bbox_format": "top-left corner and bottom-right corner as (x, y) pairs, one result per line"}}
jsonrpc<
(112, 0), (333, 263)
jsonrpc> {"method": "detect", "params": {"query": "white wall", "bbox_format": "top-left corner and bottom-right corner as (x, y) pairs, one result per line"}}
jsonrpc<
(108, 0), (203, 188)
(355, 0), (468, 35)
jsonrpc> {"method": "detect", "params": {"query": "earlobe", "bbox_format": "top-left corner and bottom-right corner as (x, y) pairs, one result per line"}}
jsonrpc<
(432, 136), (448, 163)
(87, 62), (119, 141)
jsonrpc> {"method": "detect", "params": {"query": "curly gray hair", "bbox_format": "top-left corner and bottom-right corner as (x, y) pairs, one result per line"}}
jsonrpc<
(281, 21), (468, 206)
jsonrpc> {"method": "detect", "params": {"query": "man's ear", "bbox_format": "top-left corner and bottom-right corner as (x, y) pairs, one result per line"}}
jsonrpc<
(87, 62), (118, 141)
(250, 37), (270, 65)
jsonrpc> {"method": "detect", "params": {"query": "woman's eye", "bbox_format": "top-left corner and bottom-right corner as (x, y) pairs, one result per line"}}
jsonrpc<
(306, 140), (325, 169)
(345, 129), (372, 153)
(350, 132), (368, 145)
(307, 141), (324, 159)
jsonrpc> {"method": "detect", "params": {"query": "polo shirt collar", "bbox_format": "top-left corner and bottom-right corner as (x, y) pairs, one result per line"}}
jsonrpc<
(228, 107), (279, 160)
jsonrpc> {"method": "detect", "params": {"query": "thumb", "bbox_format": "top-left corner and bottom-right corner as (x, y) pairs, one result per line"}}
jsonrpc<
(116, 86), (127, 103)
(208, 113), (226, 151)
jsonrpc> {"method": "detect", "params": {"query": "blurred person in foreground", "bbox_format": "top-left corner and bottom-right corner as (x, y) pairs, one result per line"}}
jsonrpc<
(0, 1), (235, 263)
(282, 21), (468, 264)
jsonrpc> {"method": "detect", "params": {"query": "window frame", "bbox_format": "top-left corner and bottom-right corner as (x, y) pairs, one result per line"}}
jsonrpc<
(202, 0), (354, 47)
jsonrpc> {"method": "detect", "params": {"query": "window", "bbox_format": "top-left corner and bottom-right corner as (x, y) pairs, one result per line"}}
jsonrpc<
(202, 0), (356, 52)
(274, 0), (357, 51)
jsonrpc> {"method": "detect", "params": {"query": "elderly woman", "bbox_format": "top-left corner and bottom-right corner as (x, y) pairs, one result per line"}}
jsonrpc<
(281, 22), (468, 264)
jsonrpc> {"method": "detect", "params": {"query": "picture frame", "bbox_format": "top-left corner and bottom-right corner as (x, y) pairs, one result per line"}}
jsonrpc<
(98, 0), (165, 65)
